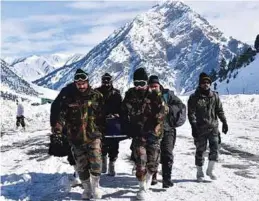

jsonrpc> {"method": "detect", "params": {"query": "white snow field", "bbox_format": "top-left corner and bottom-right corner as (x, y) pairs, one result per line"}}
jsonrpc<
(1, 95), (259, 201)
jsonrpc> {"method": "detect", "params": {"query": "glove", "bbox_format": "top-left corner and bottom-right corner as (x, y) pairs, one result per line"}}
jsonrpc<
(51, 125), (62, 135)
(222, 122), (228, 134)
(51, 126), (63, 145)
(149, 90), (162, 103)
(164, 104), (169, 115)
(191, 124), (198, 138)
(106, 114), (120, 119)
(113, 114), (120, 117)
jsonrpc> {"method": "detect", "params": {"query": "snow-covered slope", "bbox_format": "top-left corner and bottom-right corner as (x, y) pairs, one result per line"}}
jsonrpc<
(1, 59), (59, 102)
(2, 56), (17, 65)
(216, 54), (259, 94)
(1, 60), (39, 97)
(35, 1), (248, 94)
(31, 84), (59, 101)
(3, 54), (83, 82)
(1, 94), (259, 201)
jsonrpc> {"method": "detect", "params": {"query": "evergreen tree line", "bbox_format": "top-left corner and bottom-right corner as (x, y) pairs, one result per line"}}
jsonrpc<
(209, 34), (259, 88)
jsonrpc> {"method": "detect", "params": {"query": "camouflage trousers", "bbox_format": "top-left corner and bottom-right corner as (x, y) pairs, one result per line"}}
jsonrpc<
(132, 136), (161, 181)
(195, 128), (219, 166)
(71, 138), (102, 181)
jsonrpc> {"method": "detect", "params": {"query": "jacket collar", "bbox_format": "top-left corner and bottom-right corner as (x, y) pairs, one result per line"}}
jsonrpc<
(195, 88), (213, 98)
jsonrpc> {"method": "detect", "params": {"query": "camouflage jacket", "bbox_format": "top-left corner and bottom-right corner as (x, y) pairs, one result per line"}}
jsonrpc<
(187, 88), (226, 130)
(121, 87), (166, 139)
(53, 84), (104, 146)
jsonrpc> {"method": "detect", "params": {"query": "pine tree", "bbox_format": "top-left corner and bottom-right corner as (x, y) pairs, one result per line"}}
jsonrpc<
(209, 69), (217, 82)
(220, 58), (227, 69)
(236, 56), (243, 68)
(218, 58), (227, 81)
(230, 57), (237, 72)
(228, 60), (233, 72)
(255, 34), (259, 52)
(235, 47), (256, 68)
(213, 82), (217, 90)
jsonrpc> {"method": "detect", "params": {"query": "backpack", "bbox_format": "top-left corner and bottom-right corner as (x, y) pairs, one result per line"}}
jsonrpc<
(163, 90), (186, 128)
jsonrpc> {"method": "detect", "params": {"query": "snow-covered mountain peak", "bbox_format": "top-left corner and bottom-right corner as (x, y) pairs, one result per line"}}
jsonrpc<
(2, 53), (84, 82)
(34, 1), (248, 93)
(0, 59), (39, 97)
(25, 55), (40, 63)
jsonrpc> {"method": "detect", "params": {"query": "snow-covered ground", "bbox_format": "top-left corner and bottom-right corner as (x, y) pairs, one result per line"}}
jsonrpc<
(31, 84), (59, 101)
(1, 95), (259, 201)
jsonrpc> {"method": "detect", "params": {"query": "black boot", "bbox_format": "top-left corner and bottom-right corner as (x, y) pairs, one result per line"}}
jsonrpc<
(151, 172), (158, 185)
(162, 177), (174, 188)
(162, 164), (174, 188)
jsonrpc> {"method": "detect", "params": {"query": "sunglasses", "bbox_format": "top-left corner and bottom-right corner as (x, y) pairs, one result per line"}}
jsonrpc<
(134, 80), (147, 87)
(102, 80), (111, 84)
(74, 73), (88, 81)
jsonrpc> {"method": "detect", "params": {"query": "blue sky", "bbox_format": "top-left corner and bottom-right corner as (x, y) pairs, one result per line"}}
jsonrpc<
(1, 1), (259, 58)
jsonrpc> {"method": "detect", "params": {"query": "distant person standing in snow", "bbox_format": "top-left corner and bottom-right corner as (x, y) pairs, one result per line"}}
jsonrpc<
(51, 69), (105, 200)
(95, 73), (122, 176)
(187, 72), (228, 182)
(121, 68), (167, 200)
(148, 75), (186, 188)
(16, 98), (25, 131)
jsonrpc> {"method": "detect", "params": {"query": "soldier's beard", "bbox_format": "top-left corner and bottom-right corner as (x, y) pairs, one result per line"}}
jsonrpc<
(78, 88), (87, 92)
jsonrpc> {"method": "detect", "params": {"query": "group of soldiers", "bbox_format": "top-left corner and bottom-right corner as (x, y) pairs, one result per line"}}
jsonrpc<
(49, 67), (228, 200)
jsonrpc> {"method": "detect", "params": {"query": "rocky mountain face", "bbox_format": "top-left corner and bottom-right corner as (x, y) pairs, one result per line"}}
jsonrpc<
(1, 60), (39, 97)
(34, 1), (249, 94)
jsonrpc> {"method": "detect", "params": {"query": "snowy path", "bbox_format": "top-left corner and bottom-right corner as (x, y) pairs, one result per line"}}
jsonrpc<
(1, 96), (259, 201)
(1, 122), (259, 201)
